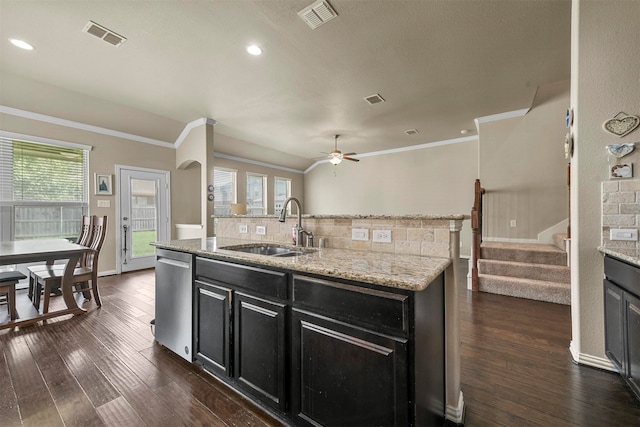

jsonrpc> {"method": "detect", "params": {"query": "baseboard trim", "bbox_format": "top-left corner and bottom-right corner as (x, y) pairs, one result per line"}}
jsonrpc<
(569, 341), (615, 371)
(98, 270), (118, 277)
(445, 391), (465, 425)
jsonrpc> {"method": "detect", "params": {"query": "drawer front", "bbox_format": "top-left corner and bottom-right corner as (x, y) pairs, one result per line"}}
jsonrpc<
(293, 274), (409, 335)
(196, 257), (288, 299)
(605, 256), (640, 296)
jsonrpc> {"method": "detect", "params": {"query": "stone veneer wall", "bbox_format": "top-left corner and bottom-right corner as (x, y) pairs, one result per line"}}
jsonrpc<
(602, 178), (640, 250)
(215, 216), (460, 258)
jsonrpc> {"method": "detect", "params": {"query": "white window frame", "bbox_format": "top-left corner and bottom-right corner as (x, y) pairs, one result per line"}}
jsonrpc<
(274, 176), (291, 217)
(246, 172), (267, 216)
(213, 167), (237, 216)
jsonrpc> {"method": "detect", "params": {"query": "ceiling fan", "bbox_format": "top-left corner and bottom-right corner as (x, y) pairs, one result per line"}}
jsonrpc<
(319, 135), (359, 165)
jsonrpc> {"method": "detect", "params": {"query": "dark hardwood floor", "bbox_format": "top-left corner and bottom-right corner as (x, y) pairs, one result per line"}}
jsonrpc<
(1, 264), (639, 426)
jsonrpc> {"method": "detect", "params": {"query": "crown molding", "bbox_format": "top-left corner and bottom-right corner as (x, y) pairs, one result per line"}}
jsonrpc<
(474, 108), (530, 128)
(174, 117), (217, 148)
(304, 135), (478, 174)
(0, 105), (175, 148)
(214, 152), (304, 174)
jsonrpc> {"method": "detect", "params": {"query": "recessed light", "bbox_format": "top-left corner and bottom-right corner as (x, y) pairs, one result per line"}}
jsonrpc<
(9, 38), (34, 50)
(246, 45), (262, 56)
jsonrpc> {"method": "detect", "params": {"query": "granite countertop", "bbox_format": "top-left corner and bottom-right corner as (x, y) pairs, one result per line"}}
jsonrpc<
(598, 247), (640, 268)
(152, 237), (451, 292)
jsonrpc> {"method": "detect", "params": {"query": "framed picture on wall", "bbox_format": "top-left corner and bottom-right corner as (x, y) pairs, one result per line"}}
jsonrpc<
(95, 173), (113, 195)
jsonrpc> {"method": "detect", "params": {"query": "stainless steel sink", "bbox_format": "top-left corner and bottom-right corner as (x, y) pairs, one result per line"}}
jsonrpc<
(221, 244), (312, 257)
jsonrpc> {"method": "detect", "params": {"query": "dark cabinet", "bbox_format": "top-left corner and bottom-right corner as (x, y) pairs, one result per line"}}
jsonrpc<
(194, 257), (289, 415)
(194, 280), (232, 377)
(291, 309), (408, 427)
(234, 292), (287, 412)
(193, 256), (446, 426)
(291, 273), (444, 427)
(604, 255), (640, 401)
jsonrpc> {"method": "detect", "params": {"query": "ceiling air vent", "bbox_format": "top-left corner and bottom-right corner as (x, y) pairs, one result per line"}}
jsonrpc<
(298, 0), (338, 29)
(364, 94), (385, 105)
(404, 129), (420, 136)
(82, 21), (127, 47)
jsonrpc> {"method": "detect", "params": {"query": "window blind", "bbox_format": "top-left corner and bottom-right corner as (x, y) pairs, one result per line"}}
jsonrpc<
(0, 138), (88, 204)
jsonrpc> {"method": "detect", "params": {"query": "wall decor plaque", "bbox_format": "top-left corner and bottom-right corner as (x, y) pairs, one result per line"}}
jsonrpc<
(603, 112), (640, 137)
(606, 143), (635, 158)
(611, 163), (633, 179)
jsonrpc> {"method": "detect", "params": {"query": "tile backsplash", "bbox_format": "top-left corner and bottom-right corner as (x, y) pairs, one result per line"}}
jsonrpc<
(602, 179), (640, 250)
(215, 215), (464, 258)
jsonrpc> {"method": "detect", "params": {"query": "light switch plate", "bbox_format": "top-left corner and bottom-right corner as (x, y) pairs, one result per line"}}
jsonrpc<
(239, 224), (248, 234)
(351, 228), (369, 241)
(97, 200), (110, 208)
(256, 225), (266, 235)
(610, 228), (638, 241)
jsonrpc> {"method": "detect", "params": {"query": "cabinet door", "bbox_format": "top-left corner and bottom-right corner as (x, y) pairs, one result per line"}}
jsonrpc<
(604, 279), (626, 374)
(291, 309), (408, 427)
(625, 292), (640, 399)
(234, 293), (286, 412)
(194, 280), (232, 377)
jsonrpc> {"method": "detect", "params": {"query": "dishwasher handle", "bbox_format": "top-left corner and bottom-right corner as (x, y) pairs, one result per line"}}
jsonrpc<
(157, 257), (191, 269)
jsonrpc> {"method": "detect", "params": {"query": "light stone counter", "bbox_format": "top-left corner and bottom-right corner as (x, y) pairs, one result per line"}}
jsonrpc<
(152, 237), (451, 291)
(599, 246), (640, 268)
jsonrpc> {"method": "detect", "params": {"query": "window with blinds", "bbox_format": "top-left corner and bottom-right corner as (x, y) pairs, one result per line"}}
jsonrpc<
(0, 137), (89, 241)
(246, 173), (267, 215)
(213, 167), (237, 216)
(274, 177), (291, 216)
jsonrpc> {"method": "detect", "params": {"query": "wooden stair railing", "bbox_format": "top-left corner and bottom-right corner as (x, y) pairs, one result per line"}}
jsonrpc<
(471, 179), (485, 291)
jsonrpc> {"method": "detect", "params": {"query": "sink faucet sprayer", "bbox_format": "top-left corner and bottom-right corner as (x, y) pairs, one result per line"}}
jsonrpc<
(278, 197), (313, 247)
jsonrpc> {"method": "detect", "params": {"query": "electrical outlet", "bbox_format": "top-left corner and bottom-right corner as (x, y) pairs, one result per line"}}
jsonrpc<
(239, 224), (248, 234)
(510, 220), (517, 228)
(610, 228), (638, 241)
(256, 225), (266, 235)
(351, 228), (369, 241)
(372, 230), (392, 243)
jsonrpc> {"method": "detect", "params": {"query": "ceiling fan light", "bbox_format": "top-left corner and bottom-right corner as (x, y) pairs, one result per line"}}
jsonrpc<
(329, 156), (342, 165)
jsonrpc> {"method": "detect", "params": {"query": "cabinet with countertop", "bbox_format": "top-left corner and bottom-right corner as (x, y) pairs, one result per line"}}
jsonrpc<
(603, 254), (640, 401)
(152, 235), (459, 426)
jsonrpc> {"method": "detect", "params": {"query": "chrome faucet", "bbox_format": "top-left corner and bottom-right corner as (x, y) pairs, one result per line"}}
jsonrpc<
(278, 197), (313, 247)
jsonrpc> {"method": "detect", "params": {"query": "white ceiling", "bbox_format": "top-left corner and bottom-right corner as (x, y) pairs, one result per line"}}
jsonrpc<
(0, 0), (571, 169)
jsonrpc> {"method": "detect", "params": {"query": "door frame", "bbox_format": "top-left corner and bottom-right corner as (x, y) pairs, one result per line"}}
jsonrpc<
(115, 164), (171, 274)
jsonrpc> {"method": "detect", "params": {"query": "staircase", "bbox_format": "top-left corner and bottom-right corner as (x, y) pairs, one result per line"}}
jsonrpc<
(478, 236), (570, 305)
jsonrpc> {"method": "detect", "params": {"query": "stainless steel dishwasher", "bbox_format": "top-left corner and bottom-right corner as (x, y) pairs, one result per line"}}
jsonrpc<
(155, 248), (193, 362)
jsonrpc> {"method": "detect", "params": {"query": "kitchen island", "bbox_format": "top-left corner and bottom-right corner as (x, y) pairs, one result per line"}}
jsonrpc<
(153, 226), (464, 426)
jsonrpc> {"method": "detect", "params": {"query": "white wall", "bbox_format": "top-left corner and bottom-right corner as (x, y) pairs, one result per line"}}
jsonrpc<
(570, 0), (640, 366)
(304, 139), (478, 256)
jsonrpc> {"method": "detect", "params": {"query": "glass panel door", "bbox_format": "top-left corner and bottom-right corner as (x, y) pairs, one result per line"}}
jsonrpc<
(119, 167), (169, 272)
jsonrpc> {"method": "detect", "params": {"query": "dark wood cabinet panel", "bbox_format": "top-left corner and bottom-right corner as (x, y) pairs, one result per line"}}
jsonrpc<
(291, 309), (409, 427)
(194, 280), (232, 377)
(234, 292), (287, 412)
(604, 255), (640, 401)
(626, 292), (640, 398)
(604, 279), (625, 373)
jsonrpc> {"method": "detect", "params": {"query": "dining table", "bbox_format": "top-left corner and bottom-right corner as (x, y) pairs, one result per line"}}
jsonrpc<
(0, 238), (92, 329)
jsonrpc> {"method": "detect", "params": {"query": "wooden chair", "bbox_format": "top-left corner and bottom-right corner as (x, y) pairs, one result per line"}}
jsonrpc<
(0, 270), (27, 321)
(31, 216), (108, 313)
(28, 214), (93, 302)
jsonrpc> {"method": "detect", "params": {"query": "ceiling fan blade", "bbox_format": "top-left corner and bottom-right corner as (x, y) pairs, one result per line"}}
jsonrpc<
(342, 152), (357, 156)
(342, 156), (360, 162)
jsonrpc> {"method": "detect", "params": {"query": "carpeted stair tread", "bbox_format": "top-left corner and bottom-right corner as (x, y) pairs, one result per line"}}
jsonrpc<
(478, 259), (570, 284)
(479, 274), (570, 305)
(553, 233), (568, 251)
(481, 241), (566, 265)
